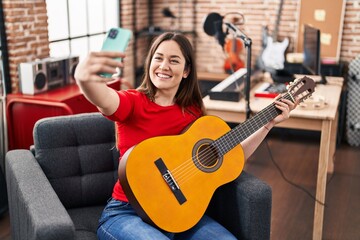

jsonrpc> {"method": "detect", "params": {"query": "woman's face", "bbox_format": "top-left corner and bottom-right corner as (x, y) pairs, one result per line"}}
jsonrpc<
(149, 40), (189, 94)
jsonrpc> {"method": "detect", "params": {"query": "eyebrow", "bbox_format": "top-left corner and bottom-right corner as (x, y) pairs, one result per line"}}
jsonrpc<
(154, 52), (181, 59)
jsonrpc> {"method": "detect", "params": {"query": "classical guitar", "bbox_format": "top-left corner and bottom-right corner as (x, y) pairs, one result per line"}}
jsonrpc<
(119, 76), (315, 233)
(261, 0), (289, 70)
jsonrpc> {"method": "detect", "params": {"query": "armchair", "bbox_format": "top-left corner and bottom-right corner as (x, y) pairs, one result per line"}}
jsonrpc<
(6, 113), (271, 240)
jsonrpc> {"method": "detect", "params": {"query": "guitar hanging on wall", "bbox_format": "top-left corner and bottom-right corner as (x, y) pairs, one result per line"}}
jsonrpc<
(119, 76), (316, 233)
(261, 0), (289, 70)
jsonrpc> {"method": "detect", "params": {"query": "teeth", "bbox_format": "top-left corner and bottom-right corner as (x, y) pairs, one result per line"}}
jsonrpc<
(157, 73), (171, 78)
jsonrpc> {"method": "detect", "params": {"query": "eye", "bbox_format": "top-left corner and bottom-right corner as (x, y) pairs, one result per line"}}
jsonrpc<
(170, 59), (180, 64)
(153, 56), (162, 61)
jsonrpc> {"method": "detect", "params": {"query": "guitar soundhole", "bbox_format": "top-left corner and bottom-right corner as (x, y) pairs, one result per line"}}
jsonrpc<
(192, 139), (222, 173)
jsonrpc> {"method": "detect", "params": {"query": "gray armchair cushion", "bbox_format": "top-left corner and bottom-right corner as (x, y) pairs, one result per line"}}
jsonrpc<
(67, 206), (104, 240)
(33, 113), (119, 208)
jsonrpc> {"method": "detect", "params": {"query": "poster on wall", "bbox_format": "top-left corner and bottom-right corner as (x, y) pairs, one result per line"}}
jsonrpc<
(296, 0), (346, 63)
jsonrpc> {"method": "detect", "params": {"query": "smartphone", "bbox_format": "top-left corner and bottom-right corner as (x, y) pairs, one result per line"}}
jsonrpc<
(100, 27), (132, 78)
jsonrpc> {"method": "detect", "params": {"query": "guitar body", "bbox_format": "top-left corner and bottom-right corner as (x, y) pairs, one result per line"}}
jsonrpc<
(119, 115), (245, 233)
(261, 36), (289, 70)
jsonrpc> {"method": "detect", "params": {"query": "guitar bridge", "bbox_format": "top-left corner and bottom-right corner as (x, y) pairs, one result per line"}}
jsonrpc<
(163, 170), (180, 191)
(155, 158), (187, 205)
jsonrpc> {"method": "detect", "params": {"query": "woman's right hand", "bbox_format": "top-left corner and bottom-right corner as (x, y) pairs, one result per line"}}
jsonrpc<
(74, 51), (124, 115)
(75, 51), (126, 83)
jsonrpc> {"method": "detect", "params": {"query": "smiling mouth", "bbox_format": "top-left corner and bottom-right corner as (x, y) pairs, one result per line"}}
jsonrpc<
(156, 73), (172, 79)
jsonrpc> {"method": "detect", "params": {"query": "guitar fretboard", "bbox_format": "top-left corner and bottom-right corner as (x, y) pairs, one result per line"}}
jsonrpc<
(212, 93), (293, 156)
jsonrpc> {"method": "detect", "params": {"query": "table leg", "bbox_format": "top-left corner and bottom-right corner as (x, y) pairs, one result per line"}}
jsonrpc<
(327, 112), (339, 173)
(313, 120), (332, 240)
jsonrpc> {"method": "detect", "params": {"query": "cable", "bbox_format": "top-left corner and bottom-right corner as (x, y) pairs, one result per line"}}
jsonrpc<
(264, 138), (330, 207)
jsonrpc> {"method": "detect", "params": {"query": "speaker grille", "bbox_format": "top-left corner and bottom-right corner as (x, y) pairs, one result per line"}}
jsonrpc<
(34, 72), (47, 90)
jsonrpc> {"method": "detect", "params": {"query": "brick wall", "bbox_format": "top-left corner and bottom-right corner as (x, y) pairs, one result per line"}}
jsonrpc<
(119, 0), (136, 83)
(193, 0), (360, 73)
(2, 0), (360, 93)
(342, 0), (360, 62)
(2, 0), (49, 93)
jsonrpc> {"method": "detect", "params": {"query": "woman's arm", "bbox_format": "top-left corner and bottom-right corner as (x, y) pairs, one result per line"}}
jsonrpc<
(241, 98), (296, 160)
(74, 51), (125, 115)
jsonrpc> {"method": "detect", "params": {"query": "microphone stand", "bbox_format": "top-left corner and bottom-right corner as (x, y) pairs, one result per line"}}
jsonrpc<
(224, 22), (252, 119)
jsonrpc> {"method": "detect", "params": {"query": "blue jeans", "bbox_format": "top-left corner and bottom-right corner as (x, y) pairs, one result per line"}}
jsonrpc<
(97, 198), (237, 240)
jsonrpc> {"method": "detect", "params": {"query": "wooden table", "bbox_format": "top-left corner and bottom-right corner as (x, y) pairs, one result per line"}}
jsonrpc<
(203, 75), (344, 240)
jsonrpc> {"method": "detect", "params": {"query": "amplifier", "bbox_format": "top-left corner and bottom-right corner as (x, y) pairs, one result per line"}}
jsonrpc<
(19, 55), (79, 95)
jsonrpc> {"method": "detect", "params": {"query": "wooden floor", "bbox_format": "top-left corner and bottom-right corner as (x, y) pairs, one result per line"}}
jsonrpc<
(0, 129), (359, 240)
(245, 129), (360, 240)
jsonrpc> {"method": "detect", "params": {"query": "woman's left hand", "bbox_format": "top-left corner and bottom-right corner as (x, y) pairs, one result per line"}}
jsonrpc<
(271, 97), (298, 126)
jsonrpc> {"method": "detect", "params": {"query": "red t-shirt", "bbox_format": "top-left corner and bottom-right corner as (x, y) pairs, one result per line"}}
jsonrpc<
(105, 89), (202, 202)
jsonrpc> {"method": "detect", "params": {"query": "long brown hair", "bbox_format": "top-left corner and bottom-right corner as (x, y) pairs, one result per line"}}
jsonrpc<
(137, 32), (205, 115)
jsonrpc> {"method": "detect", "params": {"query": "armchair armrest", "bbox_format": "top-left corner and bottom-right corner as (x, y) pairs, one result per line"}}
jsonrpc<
(207, 171), (272, 240)
(5, 150), (75, 240)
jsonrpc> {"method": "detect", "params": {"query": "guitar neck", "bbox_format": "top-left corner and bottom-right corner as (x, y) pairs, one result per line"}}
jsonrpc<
(272, 0), (285, 40)
(213, 93), (292, 156)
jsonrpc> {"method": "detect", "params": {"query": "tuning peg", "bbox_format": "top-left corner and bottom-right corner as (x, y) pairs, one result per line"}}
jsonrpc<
(286, 83), (293, 90)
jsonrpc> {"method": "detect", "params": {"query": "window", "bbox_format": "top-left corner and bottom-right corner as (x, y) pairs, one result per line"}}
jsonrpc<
(46, 0), (119, 60)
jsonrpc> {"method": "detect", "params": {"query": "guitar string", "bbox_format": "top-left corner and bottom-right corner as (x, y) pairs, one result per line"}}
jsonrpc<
(177, 99), (295, 186)
(171, 93), (294, 183)
(170, 92), (293, 180)
(170, 80), (311, 185)
(176, 105), (280, 186)
(173, 99), (286, 185)
(176, 89), (312, 187)
(172, 97), (286, 184)
(171, 91), (292, 180)
(176, 101), (282, 186)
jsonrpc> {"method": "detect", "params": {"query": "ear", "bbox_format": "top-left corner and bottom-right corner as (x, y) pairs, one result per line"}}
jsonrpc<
(183, 65), (190, 78)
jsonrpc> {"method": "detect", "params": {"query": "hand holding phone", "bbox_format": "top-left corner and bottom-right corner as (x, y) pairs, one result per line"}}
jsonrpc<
(100, 27), (132, 78)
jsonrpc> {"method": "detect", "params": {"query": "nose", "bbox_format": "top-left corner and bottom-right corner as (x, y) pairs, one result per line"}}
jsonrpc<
(159, 61), (169, 70)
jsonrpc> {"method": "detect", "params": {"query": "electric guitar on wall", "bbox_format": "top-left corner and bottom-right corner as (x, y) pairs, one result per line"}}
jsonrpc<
(119, 76), (316, 233)
(261, 0), (289, 70)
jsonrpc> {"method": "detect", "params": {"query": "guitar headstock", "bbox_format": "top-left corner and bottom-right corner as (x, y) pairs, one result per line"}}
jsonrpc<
(287, 76), (316, 103)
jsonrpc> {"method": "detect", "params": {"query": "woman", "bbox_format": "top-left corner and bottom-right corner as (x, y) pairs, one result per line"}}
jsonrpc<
(75, 32), (296, 240)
